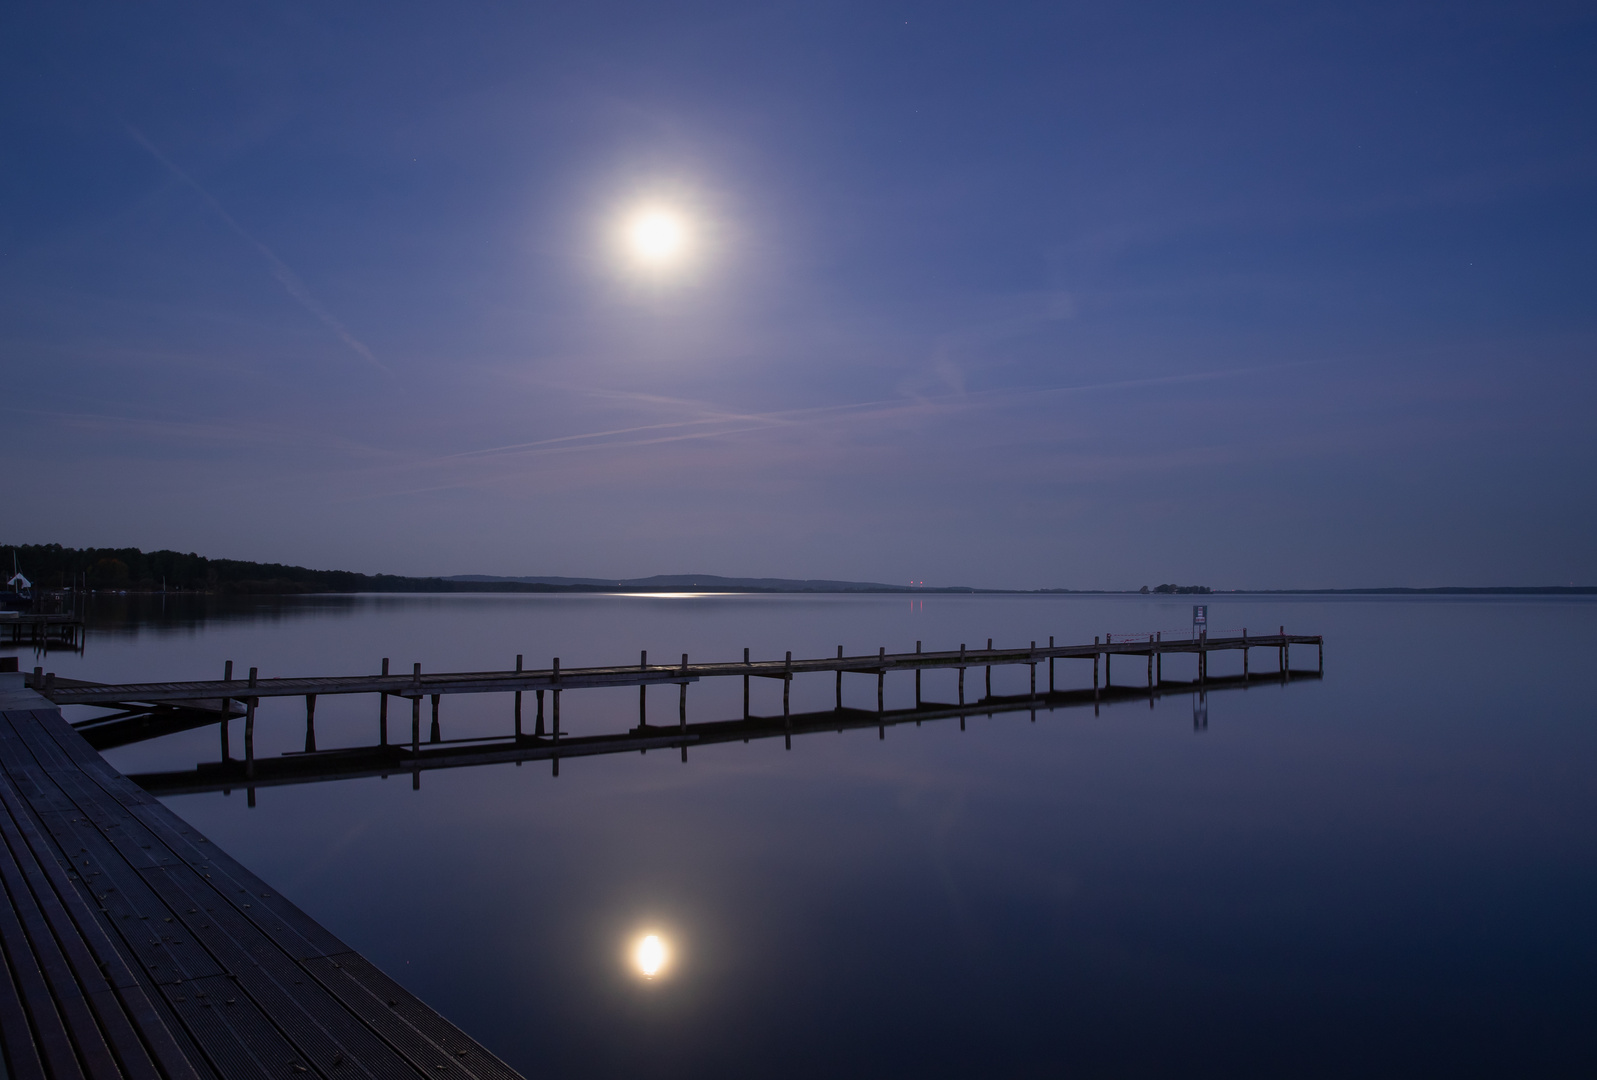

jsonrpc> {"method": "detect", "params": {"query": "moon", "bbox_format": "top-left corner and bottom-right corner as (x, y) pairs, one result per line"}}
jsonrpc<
(620, 206), (691, 270)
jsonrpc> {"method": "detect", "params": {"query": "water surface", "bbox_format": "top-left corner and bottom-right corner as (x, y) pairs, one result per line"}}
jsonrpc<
(22, 593), (1597, 1077)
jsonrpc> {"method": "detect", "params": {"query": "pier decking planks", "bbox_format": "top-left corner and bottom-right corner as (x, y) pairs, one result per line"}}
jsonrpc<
(0, 689), (524, 1080)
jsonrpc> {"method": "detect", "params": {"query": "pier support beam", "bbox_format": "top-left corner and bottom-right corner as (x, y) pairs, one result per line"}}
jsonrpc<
(379, 657), (389, 745)
(245, 697), (256, 778)
(515, 654), (523, 737)
(1049, 637), (1055, 692)
(305, 695), (317, 753)
(220, 659), (232, 761)
(836, 646), (843, 710)
(1093, 639), (1100, 700)
(245, 667), (257, 778)
(430, 694), (441, 743)
(535, 690), (545, 736)
(679, 655), (689, 764)
(985, 638), (992, 699)
(915, 641), (922, 706)
(411, 695), (420, 753)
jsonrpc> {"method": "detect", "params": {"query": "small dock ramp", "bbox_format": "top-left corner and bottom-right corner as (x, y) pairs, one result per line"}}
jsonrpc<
(0, 675), (524, 1080)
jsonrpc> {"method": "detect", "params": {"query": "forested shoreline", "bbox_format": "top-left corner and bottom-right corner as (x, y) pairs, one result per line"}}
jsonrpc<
(1, 544), (601, 594)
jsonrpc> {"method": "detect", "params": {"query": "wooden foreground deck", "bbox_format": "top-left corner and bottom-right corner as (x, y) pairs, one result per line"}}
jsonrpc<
(0, 679), (524, 1080)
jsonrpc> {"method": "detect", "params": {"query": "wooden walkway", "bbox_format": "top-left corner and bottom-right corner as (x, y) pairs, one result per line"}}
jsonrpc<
(0, 677), (525, 1080)
(33, 631), (1323, 706)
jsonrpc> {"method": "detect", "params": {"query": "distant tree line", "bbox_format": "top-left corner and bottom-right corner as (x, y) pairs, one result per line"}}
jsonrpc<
(1, 544), (599, 595)
(1140, 584), (1212, 594)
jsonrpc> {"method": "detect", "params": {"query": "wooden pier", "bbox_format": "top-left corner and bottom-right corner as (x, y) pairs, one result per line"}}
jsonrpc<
(34, 629), (1321, 712)
(0, 674), (524, 1080)
(34, 628), (1321, 781)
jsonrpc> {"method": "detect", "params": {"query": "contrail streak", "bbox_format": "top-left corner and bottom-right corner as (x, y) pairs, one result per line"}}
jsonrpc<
(454, 362), (1305, 462)
(126, 126), (389, 374)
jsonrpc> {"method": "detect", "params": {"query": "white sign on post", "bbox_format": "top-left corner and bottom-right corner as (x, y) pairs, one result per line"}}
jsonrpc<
(1193, 605), (1208, 635)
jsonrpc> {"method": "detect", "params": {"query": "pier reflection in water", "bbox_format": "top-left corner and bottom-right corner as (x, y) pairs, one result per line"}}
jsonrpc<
(104, 668), (1319, 797)
(32, 593), (1597, 1077)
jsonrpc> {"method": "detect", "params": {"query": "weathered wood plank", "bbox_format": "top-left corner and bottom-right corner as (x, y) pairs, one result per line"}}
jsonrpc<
(0, 770), (171, 1080)
(0, 696), (527, 1080)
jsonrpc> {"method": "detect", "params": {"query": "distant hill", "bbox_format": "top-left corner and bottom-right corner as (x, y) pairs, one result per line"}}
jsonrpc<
(444, 574), (976, 593)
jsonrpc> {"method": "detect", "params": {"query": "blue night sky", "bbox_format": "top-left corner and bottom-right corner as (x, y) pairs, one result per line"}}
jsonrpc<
(2, 2), (1593, 589)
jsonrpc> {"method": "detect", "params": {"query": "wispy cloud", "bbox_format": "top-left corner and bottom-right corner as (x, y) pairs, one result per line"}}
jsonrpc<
(125, 126), (389, 375)
(450, 362), (1305, 463)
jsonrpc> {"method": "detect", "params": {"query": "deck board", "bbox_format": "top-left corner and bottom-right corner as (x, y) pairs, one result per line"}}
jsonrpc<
(0, 686), (525, 1080)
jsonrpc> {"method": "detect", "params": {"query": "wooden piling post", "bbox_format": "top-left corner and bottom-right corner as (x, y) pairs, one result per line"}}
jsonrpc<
(1156, 632), (1162, 683)
(553, 657), (561, 740)
(1105, 635), (1112, 686)
(1049, 636), (1055, 692)
(915, 641), (922, 706)
(959, 644), (966, 704)
(744, 647), (751, 718)
(430, 694), (441, 743)
(985, 638), (992, 699)
(784, 651), (792, 716)
(1093, 639), (1100, 700)
(220, 660), (232, 760)
(305, 694), (317, 753)
(411, 695), (420, 754)
(535, 690), (545, 736)
(1318, 641), (1323, 674)
(242, 699), (254, 775)
(245, 681), (257, 781)
(515, 655), (523, 737)
(639, 650), (649, 727)
(379, 657), (389, 745)
(836, 646), (843, 709)
(679, 653), (688, 732)
(1243, 629), (1249, 680)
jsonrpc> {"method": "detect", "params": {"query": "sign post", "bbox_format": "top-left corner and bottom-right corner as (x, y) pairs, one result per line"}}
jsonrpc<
(1192, 605), (1207, 640)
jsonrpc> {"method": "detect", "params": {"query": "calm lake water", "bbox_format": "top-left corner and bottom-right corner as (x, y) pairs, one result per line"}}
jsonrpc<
(21, 592), (1597, 1077)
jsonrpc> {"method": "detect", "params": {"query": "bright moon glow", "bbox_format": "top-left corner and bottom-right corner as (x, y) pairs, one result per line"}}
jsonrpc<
(634, 933), (669, 979)
(623, 208), (689, 267)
